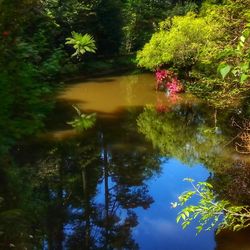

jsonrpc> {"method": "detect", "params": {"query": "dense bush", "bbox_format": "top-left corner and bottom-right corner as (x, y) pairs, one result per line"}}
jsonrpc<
(136, 12), (222, 70)
(0, 0), (98, 153)
(137, 0), (250, 109)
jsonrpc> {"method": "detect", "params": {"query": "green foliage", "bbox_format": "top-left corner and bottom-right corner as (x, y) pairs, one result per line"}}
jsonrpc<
(218, 64), (232, 80)
(40, 47), (66, 79)
(121, 0), (171, 53)
(175, 179), (250, 234)
(65, 32), (96, 58)
(67, 105), (96, 132)
(167, 2), (198, 17)
(137, 105), (231, 171)
(0, 0), (110, 154)
(200, 0), (250, 41)
(217, 24), (250, 84)
(136, 0), (250, 108)
(0, 58), (54, 154)
(0, 31), (58, 153)
(136, 12), (222, 70)
(121, 0), (199, 54)
(43, 0), (99, 25)
(94, 0), (123, 55)
(186, 79), (244, 108)
(188, 20), (250, 108)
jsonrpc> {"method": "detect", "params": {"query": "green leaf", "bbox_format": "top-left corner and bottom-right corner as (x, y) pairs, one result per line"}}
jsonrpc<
(240, 62), (249, 72)
(240, 36), (246, 43)
(218, 64), (232, 80)
(231, 68), (239, 76)
(240, 74), (249, 83)
(176, 214), (182, 223)
(239, 41), (244, 48)
(182, 221), (190, 229)
(198, 182), (213, 188)
(233, 224), (242, 231)
(196, 226), (203, 234)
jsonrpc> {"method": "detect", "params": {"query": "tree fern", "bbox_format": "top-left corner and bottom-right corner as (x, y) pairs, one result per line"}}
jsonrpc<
(65, 32), (96, 58)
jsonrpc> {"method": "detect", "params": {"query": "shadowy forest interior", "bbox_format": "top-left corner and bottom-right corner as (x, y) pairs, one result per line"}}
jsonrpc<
(0, 0), (250, 249)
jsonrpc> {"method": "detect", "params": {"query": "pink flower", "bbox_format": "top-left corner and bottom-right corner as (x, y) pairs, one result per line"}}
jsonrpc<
(156, 69), (167, 83)
(155, 69), (184, 93)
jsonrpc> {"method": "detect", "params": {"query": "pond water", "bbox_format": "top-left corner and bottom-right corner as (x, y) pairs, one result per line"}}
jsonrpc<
(1, 72), (250, 249)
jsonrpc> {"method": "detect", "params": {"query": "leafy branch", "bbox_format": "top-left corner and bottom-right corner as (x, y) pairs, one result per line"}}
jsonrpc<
(67, 105), (96, 132)
(217, 23), (250, 84)
(173, 178), (250, 234)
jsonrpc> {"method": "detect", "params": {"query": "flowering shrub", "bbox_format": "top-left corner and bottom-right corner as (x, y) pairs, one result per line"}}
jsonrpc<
(155, 69), (184, 95)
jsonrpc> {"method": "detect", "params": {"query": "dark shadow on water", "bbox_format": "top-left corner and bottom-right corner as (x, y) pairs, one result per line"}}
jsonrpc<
(64, 69), (142, 85)
(215, 228), (250, 249)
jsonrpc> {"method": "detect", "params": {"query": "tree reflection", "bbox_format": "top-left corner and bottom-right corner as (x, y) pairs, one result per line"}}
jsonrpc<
(137, 103), (237, 172)
(0, 158), (45, 249)
(208, 113), (250, 206)
(209, 161), (250, 206)
(82, 128), (161, 250)
(0, 112), (161, 249)
(215, 227), (250, 250)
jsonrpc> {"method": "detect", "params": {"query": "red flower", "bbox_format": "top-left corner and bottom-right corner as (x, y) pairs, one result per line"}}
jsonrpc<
(2, 31), (10, 37)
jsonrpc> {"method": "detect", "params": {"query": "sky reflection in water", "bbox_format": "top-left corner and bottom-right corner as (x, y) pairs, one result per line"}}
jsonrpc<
(95, 157), (215, 250)
(134, 159), (215, 250)
(3, 73), (250, 249)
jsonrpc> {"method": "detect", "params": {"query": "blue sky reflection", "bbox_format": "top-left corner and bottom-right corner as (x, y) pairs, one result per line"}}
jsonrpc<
(133, 158), (216, 250)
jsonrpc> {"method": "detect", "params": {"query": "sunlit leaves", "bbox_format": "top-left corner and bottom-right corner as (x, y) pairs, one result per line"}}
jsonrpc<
(136, 12), (222, 69)
(65, 32), (96, 58)
(240, 73), (249, 83)
(217, 24), (250, 85)
(67, 105), (96, 132)
(137, 105), (228, 170)
(174, 179), (250, 234)
(218, 63), (232, 80)
(177, 191), (196, 206)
